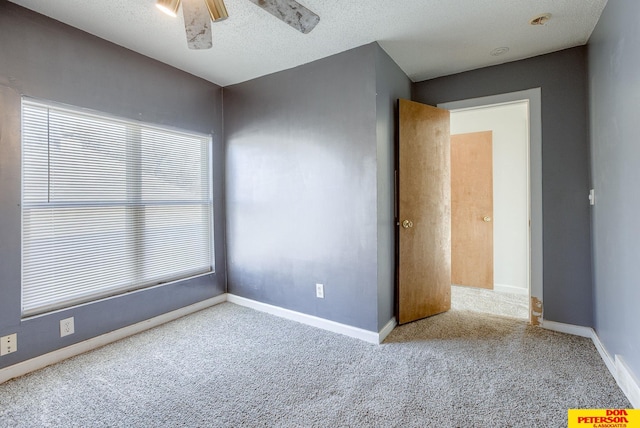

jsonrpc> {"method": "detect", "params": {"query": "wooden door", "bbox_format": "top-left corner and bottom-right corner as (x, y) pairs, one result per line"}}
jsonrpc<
(451, 131), (494, 289)
(398, 99), (451, 325)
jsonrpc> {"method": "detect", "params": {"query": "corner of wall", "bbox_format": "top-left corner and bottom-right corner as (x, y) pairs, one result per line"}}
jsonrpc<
(373, 43), (411, 331)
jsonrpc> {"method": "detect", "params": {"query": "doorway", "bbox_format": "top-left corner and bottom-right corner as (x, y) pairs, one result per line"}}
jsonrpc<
(439, 89), (542, 324)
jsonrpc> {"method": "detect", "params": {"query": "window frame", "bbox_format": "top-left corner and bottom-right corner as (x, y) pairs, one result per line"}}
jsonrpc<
(20, 97), (215, 317)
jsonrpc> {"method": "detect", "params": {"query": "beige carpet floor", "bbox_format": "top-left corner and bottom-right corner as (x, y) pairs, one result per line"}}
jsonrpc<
(0, 300), (629, 427)
(452, 284), (529, 320)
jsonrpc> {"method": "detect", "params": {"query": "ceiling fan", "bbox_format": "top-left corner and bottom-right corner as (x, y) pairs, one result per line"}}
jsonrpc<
(156, 0), (320, 50)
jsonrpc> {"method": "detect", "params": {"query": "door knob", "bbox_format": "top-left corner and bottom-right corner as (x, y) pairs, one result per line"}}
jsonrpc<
(483, 216), (491, 222)
(402, 220), (414, 229)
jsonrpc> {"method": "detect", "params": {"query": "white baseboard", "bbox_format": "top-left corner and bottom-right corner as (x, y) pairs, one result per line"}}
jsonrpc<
(0, 295), (226, 385)
(590, 328), (616, 377)
(541, 320), (593, 338)
(493, 283), (529, 296)
(227, 294), (393, 344)
(378, 317), (397, 343)
(541, 320), (640, 409)
(615, 356), (640, 409)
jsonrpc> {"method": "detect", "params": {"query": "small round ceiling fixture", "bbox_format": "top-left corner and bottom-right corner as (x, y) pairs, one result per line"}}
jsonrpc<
(530, 13), (552, 26)
(490, 47), (510, 56)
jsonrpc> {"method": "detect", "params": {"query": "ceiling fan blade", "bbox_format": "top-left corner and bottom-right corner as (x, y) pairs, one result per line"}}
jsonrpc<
(182, 0), (213, 49)
(248, 0), (320, 34)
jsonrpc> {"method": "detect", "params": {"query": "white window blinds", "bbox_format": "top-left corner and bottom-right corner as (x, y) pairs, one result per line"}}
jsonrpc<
(21, 99), (214, 317)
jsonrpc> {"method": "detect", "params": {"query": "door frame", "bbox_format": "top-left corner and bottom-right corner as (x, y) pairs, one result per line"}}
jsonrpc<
(438, 88), (542, 324)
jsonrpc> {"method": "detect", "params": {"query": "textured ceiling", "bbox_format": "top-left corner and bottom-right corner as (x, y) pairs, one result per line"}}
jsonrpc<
(9, 0), (608, 87)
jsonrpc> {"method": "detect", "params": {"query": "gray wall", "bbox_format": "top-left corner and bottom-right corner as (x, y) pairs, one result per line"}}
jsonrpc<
(588, 0), (640, 379)
(375, 47), (411, 329)
(225, 43), (405, 332)
(413, 47), (593, 326)
(0, 3), (225, 369)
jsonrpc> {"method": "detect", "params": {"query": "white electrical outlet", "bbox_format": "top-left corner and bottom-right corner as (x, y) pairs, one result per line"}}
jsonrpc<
(316, 283), (324, 299)
(1, 333), (17, 356)
(60, 317), (75, 337)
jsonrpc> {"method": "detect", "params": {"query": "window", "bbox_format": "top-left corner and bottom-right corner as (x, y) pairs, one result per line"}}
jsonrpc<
(21, 98), (214, 317)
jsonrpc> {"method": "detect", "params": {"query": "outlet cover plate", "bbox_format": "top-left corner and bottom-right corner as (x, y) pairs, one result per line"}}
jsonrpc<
(60, 317), (75, 337)
(1, 333), (17, 356)
(316, 283), (324, 299)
